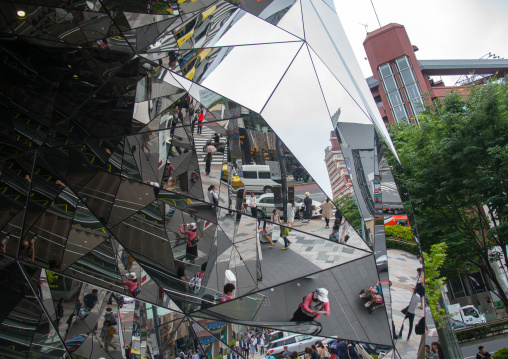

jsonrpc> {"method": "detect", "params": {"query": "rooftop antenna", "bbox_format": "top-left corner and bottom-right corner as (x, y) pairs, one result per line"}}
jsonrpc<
(360, 23), (369, 35)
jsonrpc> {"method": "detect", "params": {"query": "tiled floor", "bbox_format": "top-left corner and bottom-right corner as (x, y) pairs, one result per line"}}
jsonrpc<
(387, 249), (424, 359)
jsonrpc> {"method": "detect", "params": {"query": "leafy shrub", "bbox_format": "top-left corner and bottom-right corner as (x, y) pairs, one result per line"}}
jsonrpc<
(228, 340), (237, 347)
(386, 238), (418, 255)
(493, 348), (508, 359)
(455, 319), (508, 343)
(375, 217), (384, 225)
(384, 225), (415, 242)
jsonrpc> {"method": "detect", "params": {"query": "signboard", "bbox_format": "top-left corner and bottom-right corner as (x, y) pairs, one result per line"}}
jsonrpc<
(266, 161), (281, 181)
(199, 337), (215, 345)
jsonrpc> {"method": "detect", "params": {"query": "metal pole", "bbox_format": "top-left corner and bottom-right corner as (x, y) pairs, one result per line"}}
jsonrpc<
(153, 305), (162, 354)
(275, 137), (288, 222)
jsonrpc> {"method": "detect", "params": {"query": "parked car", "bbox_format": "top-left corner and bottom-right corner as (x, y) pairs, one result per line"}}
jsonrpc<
(266, 334), (326, 355)
(248, 193), (321, 219)
(221, 164), (244, 190)
(383, 215), (410, 227)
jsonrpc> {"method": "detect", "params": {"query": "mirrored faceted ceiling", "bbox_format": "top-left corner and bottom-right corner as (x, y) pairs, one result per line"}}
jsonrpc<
(0, 0), (397, 355)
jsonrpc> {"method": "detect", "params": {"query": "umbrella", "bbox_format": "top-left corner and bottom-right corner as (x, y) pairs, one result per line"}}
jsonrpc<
(206, 145), (217, 153)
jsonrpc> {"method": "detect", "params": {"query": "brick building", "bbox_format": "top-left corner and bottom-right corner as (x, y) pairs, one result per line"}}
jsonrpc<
(363, 23), (508, 124)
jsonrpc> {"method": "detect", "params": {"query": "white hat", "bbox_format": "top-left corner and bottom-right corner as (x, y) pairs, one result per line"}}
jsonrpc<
(127, 272), (137, 280)
(188, 223), (197, 230)
(314, 288), (329, 302)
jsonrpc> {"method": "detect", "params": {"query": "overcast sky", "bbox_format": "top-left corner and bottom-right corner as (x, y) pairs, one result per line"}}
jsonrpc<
(333, 0), (508, 82)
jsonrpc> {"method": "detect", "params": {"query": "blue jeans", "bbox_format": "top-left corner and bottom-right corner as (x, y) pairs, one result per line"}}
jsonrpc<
(283, 237), (289, 247)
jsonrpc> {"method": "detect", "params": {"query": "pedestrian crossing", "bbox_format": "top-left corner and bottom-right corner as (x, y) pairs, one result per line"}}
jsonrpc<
(193, 124), (227, 168)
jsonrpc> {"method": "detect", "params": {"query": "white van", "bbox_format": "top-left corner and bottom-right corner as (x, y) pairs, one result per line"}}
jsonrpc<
(242, 165), (280, 193)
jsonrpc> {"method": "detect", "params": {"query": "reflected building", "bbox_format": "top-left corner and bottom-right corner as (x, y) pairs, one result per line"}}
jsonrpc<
(0, 0), (399, 357)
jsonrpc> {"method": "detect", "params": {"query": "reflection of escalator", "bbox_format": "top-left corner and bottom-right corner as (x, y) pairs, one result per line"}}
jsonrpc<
(352, 149), (375, 216)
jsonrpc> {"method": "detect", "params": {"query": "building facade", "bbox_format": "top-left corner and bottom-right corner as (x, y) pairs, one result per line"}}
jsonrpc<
(363, 23), (508, 124)
(325, 131), (354, 200)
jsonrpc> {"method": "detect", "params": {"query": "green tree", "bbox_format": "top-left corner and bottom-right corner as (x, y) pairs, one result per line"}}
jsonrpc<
(423, 243), (448, 327)
(334, 197), (362, 230)
(385, 78), (508, 307)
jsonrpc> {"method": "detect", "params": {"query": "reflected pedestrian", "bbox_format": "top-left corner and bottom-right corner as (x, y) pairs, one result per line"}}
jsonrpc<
(181, 223), (199, 263)
(287, 201), (295, 228)
(329, 225), (340, 242)
(257, 219), (275, 248)
(290, 288), (330, 322)
(398, 290), (420, 340)
(320, 198), (334, 228)
(235, 188), (245, 222)
(249, 192), (257, 218)
(303, 192), (312, 222)
(205, 153), (212, 176)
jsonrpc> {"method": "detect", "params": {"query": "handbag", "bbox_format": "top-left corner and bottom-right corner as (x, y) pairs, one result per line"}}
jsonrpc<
(401, 305), (409, 315)
(191, 235), (200, 245)
(415, 316), (425, 335)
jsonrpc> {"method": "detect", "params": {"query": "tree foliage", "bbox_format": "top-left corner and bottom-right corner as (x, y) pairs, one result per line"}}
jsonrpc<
(385, 78), (508, 306)
(423, 243), (448, 328)
(334, 197), (362, 230)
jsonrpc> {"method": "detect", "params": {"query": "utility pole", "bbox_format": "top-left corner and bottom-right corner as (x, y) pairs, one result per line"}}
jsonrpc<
(275, 137), (288, 222)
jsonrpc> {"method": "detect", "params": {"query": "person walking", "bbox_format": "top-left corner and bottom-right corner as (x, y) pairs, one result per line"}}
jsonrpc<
(290, 288), (330, 322)
(249, 338), (256, 359)
(257, 219), (275, 248)
(205, 153), (212, 176)
(249, 192), (257, 218)
(287, 201), (295, 228)
(180, 223), (199, 264)
(271, 209), (280, 242)
(303, 192), (313, 222)
(280, 225), (292, 250)
(235, 188), (245, 222)
(398, 290), (421, 340)
(101, 320), (118, 352)
(197, 110), (204, 134)
(208, 185), (218, 208)
(346, 342), (359, 359)
(335, 340), (348, 359)
(320, 198), (334, 229)
(259, 335), (265, 355)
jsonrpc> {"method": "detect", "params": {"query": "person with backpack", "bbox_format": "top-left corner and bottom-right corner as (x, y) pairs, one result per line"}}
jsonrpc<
(180, 223), (199, 264)
(189, 262), (207, 294)
(216, 283), (235, 303)
(104, 307), (118, 325)
(123, 272), (141, 298)
(290, 288), (330, 322)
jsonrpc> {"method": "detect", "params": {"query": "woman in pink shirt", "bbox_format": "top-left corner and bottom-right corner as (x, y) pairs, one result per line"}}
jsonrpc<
(180, 223), (198, 264)
(290, 288), (330, 321)
(123, 273), (139, 296)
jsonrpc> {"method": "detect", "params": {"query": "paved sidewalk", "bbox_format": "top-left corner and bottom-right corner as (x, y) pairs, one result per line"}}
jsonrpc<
(387, 249), (424, 359)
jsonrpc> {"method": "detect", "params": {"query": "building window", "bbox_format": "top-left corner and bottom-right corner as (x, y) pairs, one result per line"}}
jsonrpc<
(395, 56), (425, 118)
(448, 276), (466, 299)
(468, 272), (488, 294)
(374, 95), (383, 108)
(378, 63), (409, 122)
